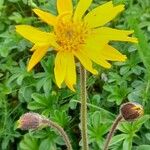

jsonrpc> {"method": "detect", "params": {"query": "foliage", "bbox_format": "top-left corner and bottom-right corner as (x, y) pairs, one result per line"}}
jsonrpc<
(0, 0), (150, 150)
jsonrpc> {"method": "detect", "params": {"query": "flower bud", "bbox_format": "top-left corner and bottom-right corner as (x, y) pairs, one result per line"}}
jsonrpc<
(17, 112), (46, 130)
(120, 102), (144, 121)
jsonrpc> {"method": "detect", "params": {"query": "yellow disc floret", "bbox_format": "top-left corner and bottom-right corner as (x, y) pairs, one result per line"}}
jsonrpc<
(54, 15), (90, 52)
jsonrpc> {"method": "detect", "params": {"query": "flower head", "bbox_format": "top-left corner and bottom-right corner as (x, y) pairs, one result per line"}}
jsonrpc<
(120, 102), (144, 121)
(16, 0), (138, 91)
(17, 112), (45, 130)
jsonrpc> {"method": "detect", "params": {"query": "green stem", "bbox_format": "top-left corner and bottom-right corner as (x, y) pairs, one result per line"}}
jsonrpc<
(79, 64), (89, 150)
(43, 119), (72, 150)
(103, 114), (123, 150)
(146, 80), (150, 94)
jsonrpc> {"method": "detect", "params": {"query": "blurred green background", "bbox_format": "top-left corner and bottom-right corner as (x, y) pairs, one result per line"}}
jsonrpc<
(0, 0), (150, 149)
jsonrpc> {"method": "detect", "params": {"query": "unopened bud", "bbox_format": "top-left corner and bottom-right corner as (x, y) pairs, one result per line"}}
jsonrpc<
(120, 102), (144, 121)
(17, 112), (72, 150)
(17, 112), (46, 130)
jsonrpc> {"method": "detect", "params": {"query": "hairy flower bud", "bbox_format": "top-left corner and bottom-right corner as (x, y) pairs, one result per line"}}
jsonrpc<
(120, 102), (144, 121)
(17, 112), (46, 130)
(17, 112), (72, 150)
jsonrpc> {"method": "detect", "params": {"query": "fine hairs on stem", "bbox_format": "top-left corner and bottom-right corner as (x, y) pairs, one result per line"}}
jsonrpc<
(80, 64), (89, 150)
(103, 102), (144, 150)
(43, 119), (73, 150)
(18, 112), (73, 150)
(103, 114), (123, 150)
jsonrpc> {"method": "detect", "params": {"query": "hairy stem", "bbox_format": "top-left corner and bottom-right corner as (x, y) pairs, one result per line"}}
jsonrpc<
(79, 64), (89, 150)
(43, 119), (72, 150)
(103, 114), (123, 150)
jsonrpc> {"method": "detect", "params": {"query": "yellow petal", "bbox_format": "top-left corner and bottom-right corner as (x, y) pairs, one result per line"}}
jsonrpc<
(30, 43), (53, 51)
(33, 9), (57, 26)
(54, 51), (68, 88)
(85, 33), (108, 52)
(16, 25), (57, 46)
(73, 50), (98, 74)
(74, 0), (93, 21)
(57, 0), (73, 15)
(56, 11), (73, 23)
(27, 45), (49, 71)
(95, 27), (138, 43)
(84, 1), (124, 28)
(65, 53), (76, 91)
(30, 44), (39, 51)
(101, 45), (127, 61)
(82, 34), (111, 68)
(82, 48), (112, 69)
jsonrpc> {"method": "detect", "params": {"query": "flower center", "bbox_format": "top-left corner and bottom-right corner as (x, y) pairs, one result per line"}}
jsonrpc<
(54, 17), (90, 52)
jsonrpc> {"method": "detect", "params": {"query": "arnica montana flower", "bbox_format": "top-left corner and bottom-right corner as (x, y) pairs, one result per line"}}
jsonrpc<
(16, 0), (137, 91)
(120, 102), (144, 121)
(17, 112), (44, 130)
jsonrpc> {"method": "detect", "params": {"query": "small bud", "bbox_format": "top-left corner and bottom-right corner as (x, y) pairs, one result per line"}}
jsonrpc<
(120, 102), (144, 121)
(17, 112), (72, 150)
(17, 112), (46, 130)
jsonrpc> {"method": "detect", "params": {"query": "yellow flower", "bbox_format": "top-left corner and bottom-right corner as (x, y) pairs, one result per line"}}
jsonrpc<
(16, 0), (137, 91)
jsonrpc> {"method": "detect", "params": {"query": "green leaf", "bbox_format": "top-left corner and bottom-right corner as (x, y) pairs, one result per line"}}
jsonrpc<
(110, 134), (127, 146)
(51, 110), (71, 127)
(0, 0), (4, 6)
(118, 122), (131, 133)
(133, 24), (150, 77)
(88, 111), (110, 143)
(39, 138), (56, 150)
(120, 66), (130, 75)
(19, 134), (39, 150)
(145, 133), (150, 141)
(136, 145), (150, 150)
(27, 93), (59, 114)
(122, 136), (132, 150)
(132, 115), (150, 132)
